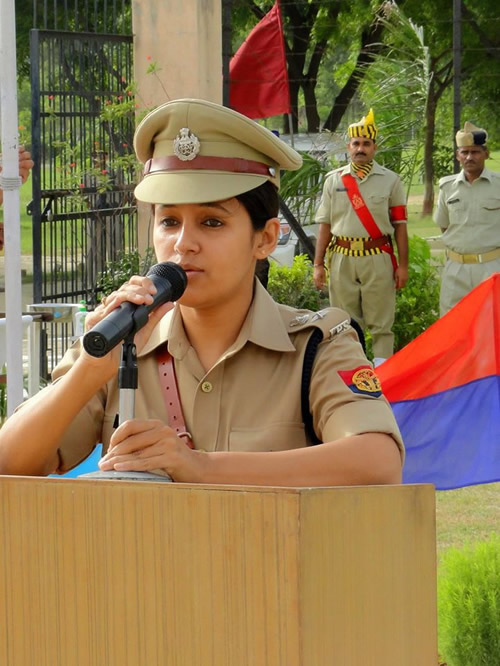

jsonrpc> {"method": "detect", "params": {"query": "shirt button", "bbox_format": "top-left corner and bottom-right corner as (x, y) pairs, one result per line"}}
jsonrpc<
(201, 381), (213, 393)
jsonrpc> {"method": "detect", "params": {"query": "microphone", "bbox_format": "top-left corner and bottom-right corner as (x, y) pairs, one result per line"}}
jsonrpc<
(83, 262), (187, 357)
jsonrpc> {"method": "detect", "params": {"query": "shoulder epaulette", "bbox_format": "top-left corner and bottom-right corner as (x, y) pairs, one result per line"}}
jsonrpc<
(287, 307), (352, 341)
(324, 165), (346, 179)
(438, 174), (458, 187)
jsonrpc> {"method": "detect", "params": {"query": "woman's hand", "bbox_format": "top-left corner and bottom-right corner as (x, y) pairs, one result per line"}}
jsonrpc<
(98, 419), (204, 482)
(82, 275), (173, 371)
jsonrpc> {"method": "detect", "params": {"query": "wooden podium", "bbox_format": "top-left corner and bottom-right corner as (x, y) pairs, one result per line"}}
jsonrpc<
(0, 477), (437, 665)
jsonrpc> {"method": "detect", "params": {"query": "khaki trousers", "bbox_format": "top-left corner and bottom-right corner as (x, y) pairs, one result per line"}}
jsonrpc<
(440, 258), (500, 316)
(328, 252), (395, 358)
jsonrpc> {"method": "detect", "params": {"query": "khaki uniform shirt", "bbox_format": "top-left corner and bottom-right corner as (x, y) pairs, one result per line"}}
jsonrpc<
(315, 161), (407, 235)
(44, 281), (403, 473)
(434, 167), (500, 253)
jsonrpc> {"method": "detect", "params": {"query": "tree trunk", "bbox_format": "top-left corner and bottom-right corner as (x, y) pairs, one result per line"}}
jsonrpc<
(422, 86), (437, 216)
(302, 79), (320, 132)
(284, 78), (301, 134)
(300, 39), (327, 132)
(421, 59), (454, 216)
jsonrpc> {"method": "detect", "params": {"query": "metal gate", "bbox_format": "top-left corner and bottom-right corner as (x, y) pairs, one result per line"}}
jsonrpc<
(29, 28), (137, 376)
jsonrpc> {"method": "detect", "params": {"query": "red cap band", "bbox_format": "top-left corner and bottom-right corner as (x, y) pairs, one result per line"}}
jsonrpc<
(144, 155), (275, 177)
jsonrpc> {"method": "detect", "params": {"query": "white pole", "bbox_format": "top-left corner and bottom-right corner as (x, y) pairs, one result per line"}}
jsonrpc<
(288, 112), (295, 148)
(0, 0), (25, 413)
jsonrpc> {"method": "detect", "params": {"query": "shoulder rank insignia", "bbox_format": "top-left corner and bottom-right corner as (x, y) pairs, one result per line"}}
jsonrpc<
(289, 314), (310, 327)
(329, 319), (350, 338)
(311, 309), (328, 322)
(338, 365), (382, 397)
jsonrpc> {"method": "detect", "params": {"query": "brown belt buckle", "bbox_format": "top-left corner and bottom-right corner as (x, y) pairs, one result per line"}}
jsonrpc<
(350, 239), (364, 252)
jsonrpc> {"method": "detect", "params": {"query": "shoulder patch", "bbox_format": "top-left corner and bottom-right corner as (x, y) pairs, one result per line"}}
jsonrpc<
(338, 366), (382, 397)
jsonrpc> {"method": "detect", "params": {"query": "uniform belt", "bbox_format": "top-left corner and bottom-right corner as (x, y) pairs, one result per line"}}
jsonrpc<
(332, 235), (392, 254)
(446, 247), (500, 264)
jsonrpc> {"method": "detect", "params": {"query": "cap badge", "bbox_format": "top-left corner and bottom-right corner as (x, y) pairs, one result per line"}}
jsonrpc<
(173, 128), (201, 161)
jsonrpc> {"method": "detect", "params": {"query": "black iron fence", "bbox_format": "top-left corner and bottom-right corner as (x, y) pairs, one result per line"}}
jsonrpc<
(29, 26), (137, 376)
(32, 0), (131, 34)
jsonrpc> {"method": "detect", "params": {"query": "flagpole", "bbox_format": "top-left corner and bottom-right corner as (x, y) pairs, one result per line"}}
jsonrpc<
(221, 0), (232, 106)
(0, 0), (25, 413)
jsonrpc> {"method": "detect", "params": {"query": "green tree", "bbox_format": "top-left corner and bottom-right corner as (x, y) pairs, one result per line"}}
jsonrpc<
(355, 3), (431, 188)
(400, 0), (500, 212)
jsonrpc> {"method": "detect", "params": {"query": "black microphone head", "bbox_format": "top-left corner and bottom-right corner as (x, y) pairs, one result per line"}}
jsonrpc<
(147, 262), (187, 301)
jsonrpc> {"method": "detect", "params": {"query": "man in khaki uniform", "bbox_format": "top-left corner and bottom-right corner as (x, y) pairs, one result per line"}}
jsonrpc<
(434, 121), (500, 316)
(313, 110), (409, 366)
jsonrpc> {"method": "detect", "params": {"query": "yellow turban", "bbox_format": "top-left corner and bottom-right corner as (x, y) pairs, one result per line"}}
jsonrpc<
(348, 108), (378, 140)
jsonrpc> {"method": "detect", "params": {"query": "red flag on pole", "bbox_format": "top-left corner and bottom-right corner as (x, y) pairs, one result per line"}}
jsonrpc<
(229, 0), (291, 120)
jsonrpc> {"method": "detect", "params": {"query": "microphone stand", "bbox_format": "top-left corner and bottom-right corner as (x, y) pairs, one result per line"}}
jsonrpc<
(79, 332), (172, 483)
(118, 332), (138, 425)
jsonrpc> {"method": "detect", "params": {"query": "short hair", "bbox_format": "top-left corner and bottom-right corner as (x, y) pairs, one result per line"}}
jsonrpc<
(235, 181), (280, 231)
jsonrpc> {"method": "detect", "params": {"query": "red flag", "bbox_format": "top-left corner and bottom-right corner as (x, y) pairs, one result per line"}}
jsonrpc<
(230, 1), (291, 120)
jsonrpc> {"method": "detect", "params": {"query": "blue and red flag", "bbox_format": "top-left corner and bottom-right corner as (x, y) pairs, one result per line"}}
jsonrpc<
(377, 273), (500, 490)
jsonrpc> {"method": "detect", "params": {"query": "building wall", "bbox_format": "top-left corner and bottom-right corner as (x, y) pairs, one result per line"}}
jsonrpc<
(132, 0), (222, 108)
(132, 0), (222, 252)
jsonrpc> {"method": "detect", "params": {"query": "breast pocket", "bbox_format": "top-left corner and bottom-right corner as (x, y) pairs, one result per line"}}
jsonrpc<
(229, 423), (306, 452)
(446, 199), (467, 226)
(331, 189), (351, 216)
(366, 194), (388, 217)
(481, 197), (500, 212)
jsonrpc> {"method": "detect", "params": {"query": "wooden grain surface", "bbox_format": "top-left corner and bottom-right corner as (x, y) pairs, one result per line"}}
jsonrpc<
(0, 478), (436, 665)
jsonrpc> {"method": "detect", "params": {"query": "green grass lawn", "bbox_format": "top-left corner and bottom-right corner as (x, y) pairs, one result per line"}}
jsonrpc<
(436, 483), (500, 560)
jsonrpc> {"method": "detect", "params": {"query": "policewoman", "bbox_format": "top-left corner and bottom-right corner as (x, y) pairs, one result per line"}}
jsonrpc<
(313, 110), (409, 366)
(434, 121), (500, 316)
(0, 99), (403, 485)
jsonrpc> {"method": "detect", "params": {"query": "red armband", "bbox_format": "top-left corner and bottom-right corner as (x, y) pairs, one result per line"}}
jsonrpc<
(390, 205), (407, 222)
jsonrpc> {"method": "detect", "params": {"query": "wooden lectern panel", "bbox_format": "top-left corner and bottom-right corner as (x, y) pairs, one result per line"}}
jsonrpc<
(0, 478), (436, 665)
